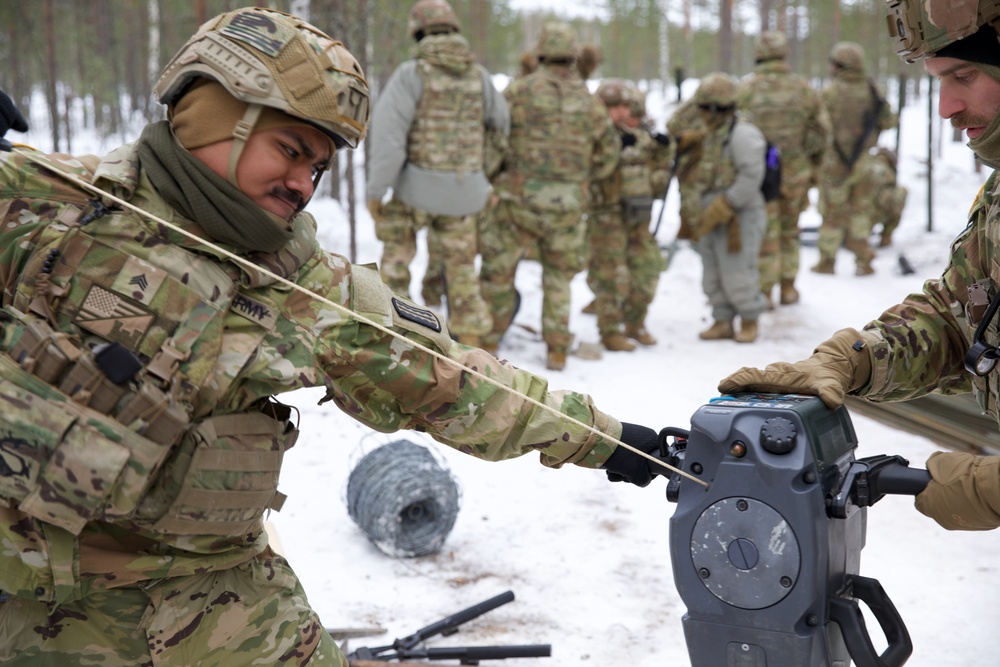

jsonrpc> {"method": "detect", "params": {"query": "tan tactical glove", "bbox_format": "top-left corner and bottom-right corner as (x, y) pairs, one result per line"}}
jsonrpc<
(915, 452), (1000, 530)
(676, 129), (706, 154)
(718, 328), (872, 409)
(698, 195), (736, 239)
(367, 198), (385, 224)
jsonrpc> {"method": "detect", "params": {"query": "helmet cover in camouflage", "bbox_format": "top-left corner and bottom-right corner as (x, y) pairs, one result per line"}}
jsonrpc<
(154, 7), (370, 149)
(885, 0), (1000, 63)
(625, 82), (646, 118)
(695, 72), (738, 108)
(755, 30), (789, 61)
(596, 78), (631, 107)
(535, 21), (579, 60)
(829, 41), (866, 71)
(408, 0), (461, 38)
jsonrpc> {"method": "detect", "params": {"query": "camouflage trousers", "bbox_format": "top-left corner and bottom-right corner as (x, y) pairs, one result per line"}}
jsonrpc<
(817, 167), (876, 269)
(699, 206), (768, 323)
(479, 199), (587, 352)
(375, 198), (491, 337)
(586, 205), (664, 337)
(0, 555), (345, 666)
(758, 170), (810, 293)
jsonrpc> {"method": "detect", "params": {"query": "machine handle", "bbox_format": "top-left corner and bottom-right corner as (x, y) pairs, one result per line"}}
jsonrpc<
(829, 574), (913, 667)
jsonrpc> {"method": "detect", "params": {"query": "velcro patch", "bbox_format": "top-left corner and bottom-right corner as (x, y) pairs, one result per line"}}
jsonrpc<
(392, 297), (442, 333)
(221, 11), (295, 58)
(74, 285), (154, 350)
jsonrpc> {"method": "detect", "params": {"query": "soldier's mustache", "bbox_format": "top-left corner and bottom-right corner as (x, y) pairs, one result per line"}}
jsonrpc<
(950, 111), (992, 131)
(272, 186), (305, 213)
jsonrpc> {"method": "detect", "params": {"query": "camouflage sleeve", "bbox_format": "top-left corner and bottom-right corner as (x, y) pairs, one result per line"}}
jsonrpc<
(316, 263), (621, 469)
(589, 102), (621, 182)
(860, 218), (981, 402)
(365, 61), (421, 201)
(803, 88), (832, 163)
(876, 83), (898, 132)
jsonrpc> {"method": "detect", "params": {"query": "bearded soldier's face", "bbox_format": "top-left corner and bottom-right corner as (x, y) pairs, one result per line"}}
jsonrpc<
(925, 56), (1000, 141)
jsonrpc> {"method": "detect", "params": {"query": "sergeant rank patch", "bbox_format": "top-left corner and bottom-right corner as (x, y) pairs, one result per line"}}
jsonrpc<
(392, 297), (442, 332)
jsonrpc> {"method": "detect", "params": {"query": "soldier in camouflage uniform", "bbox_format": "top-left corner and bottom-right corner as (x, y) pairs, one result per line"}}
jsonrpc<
(688, 73), (769, 344)
(479, 22), (620, 371)
(869, 146), (909, 247)
(0, 9), (663, 665)
(721, 0), (1000, 533)
(587, 79), (673, 350)
(739, 31), (831, 308)
(366, 0), (509, 346)
(814, 42), (897, 276)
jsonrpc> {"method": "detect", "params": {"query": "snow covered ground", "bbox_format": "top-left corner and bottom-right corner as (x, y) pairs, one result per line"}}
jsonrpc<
(14, 61), (1000, 667)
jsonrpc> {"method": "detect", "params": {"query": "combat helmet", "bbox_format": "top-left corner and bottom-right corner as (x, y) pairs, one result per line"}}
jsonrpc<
(408, 0), (461, 40)
(595, 78), (631, 107)
(536, 21), (579, 63)
(695, 72), (738, 112)
(885, 0), (1000, 65)
(755, 30), (788, 62)
(625, 82), (647, 119)
(154, 6), (370, 180)
(829, 41), (866, 71)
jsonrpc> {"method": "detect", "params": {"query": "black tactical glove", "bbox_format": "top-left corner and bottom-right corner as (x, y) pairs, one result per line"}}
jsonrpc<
(652, 132), (671, 146)
(620, 132), (637, 148)
(603, 422), (661, 487)
(0, 89), (27, 151)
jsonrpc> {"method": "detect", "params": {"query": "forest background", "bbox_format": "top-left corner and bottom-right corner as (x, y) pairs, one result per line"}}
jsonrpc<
(0, 0), (921, 258)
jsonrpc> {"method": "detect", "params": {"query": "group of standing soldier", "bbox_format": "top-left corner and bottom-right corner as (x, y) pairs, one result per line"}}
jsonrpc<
(367, 1), (910, 367)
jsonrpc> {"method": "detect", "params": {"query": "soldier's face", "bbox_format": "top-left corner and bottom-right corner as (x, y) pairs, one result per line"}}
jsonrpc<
(607, 104), (631, 125)
(191, 125), (331, 219)
(925, 56), (1000, 141)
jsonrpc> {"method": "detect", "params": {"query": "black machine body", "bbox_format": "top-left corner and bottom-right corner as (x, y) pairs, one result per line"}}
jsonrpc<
(661, 393), (920, 667)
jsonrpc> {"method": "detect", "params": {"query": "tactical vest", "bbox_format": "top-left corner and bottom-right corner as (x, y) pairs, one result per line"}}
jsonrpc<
(693, 120), (739, 198)
(407, 59), (485, 174)
(592, 131), (656, 219)
(507, 67), (593, 184)
(741, 64), (813, 159)
(0, 152), (307, 543)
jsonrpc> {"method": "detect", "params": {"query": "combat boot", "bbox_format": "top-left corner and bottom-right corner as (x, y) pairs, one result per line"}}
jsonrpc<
(856, 261), (875, 276)
(811, 257), (835, 274)
(879, 232), (893, 248)
(698, 320), (734, 341)
(546, 347), (567, 371)
(735, 319), (758, 344)
(581, 299), (597, 315)
(625, 324), (657, 346)
(602, 332), (636, 352)
(779, 279), (800, 305)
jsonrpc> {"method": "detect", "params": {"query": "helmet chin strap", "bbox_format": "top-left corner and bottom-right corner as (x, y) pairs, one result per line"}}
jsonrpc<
(226, 103), (264, 187)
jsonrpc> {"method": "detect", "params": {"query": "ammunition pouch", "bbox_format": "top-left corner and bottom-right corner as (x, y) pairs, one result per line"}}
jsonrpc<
(133, 407), (297, 536)
(0, 306), (293, 537)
